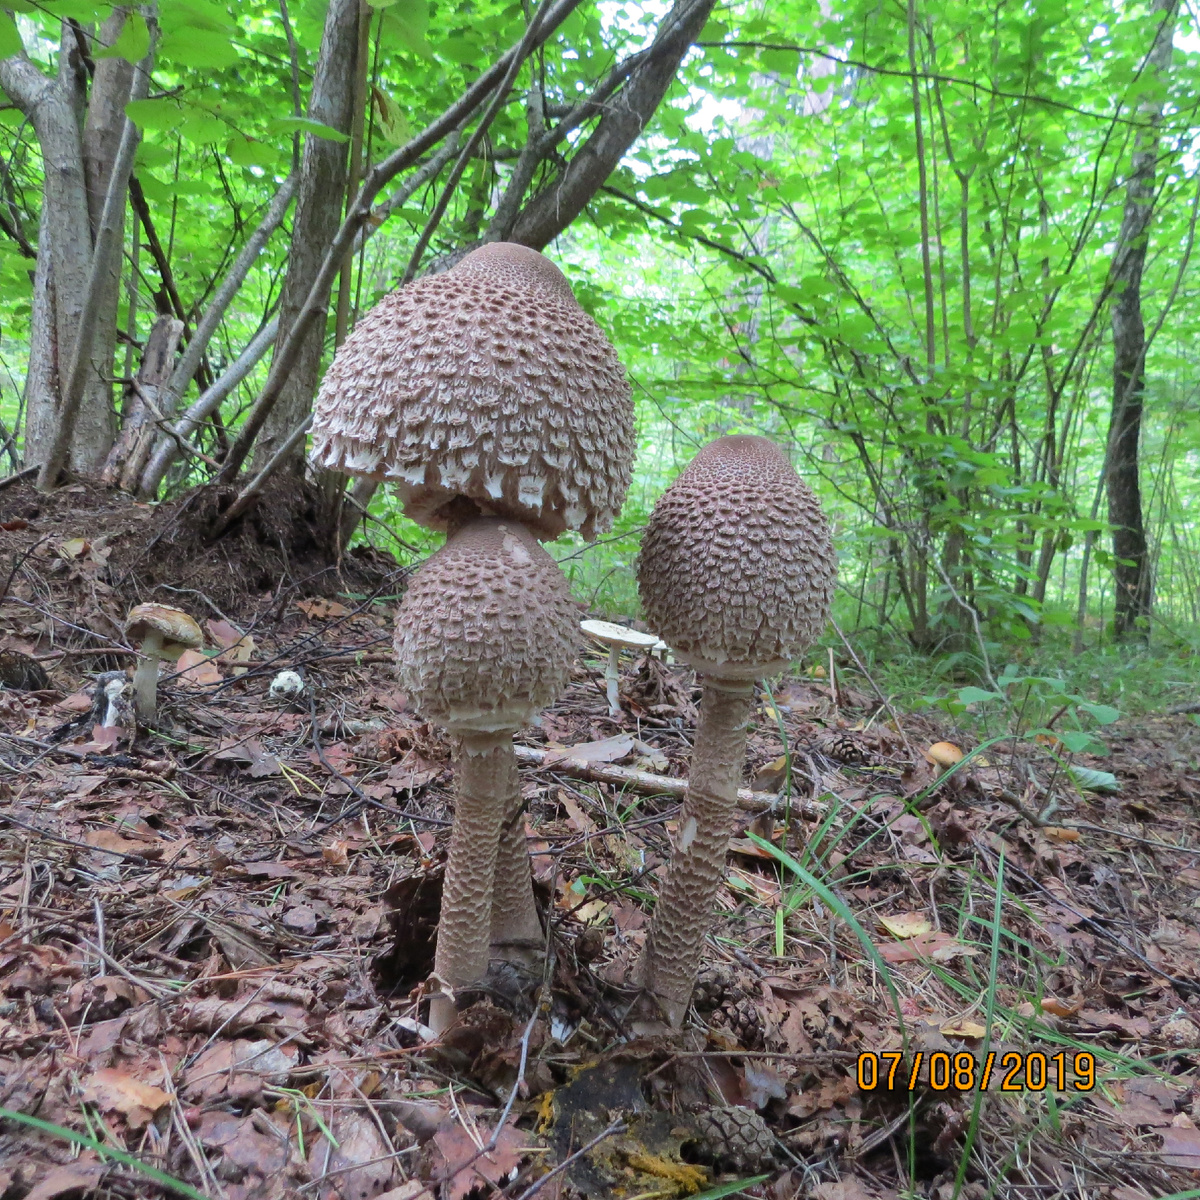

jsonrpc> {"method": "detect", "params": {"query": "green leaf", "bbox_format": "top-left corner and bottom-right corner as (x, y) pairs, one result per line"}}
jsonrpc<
(1056, 729), (1101, 754)
(689, 1177), (771, 1200)
(226, 135), (283, 168)
(0, 14), (23, 58)
(1068, 766), (1121, 794)
(271, 115), (350, 144)
(160, 26), (240, 69)
(1078, 702), (1121, 726)
(957, 686), (1004, 705)
(95, 11), (150, 63)
(371, 85), (410, 147)
(125, 98), (182, 131)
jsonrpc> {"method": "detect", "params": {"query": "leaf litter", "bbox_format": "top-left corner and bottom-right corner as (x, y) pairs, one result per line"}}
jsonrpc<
(1, 527), (1200, 1197)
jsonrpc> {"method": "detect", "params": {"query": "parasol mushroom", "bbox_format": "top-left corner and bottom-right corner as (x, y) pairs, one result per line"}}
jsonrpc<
(635, 435), (836, 1026)
(123, 604), (204, 727)
(394, 518), (578, 1033)
(580, 619), (660, 718)
(310, 241), (635, 541)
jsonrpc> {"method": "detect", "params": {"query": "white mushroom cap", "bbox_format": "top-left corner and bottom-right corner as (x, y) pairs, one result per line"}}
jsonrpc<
(124, 604), (203, 660)
(394, 518), (579, 733)
(637, 435), (836, 680)
(580, 619), (660, 651)
(309, 242), (635, 541)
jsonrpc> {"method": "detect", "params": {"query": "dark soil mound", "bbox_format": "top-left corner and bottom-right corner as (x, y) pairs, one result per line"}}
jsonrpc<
(0, 476), (400, 629)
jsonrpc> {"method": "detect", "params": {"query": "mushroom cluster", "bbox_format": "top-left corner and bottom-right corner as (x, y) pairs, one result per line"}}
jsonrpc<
(311, 243), (635, 1032)
(635, 435), (836, 1026)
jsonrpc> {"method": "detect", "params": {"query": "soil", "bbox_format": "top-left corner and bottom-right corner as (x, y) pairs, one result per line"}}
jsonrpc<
(1, 549), (1200, 1200)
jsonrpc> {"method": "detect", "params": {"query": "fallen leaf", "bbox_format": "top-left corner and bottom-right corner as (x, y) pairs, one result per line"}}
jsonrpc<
(83, 1067), (171, 1129)
(1161, 1117), (1200, 1169)
(939, 1018), (987, 1038)
(879, 912), (932, 939)
(1077, 1009), (1151, 1039)
(432, 1116), (530, 1200)
(324, 839), (350, 867)
(308, 1112), (395, 1200)
(173, 648), (222, 687)
(743, 1060), (788, 1109)
(25, 1162), (106, 1200)
(297, 598), (349, 619)
(544, 733), (634, 765)
(55, 690), (93, 712)
(876, 931), (980, 963)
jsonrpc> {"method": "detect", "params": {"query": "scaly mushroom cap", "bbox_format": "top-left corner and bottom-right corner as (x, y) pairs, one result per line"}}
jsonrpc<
(124, 604), (203, 659)
(395, 518), (578, 733)
(637, 435), (836, 679)
(310, 242), (634, 541)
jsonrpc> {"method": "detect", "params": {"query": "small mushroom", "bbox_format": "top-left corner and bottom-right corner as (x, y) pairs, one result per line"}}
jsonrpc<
(636, 435), (836, 1026)
(394, 518), (578, 1033)
(123, 604), (203, 727)
(310, 241), (635, 541)
(269, 669), (306, 703)
(580, 619), (659, 718)
(926, 741), (964, 770)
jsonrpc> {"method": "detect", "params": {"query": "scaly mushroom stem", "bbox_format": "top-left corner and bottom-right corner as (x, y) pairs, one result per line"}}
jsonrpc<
(132, 627), (164, 726)
(490, 755), (543, 964)
(431, 729), (510, 1033)
(639, 678), (755, 1027)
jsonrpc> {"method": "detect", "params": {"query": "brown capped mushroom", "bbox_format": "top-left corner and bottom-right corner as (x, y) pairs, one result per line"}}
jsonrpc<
(310, 242), (635, 541)
(123, 604), (204, 727)
(394, 518), (578, 1033)
(635, 435), (836, 1026)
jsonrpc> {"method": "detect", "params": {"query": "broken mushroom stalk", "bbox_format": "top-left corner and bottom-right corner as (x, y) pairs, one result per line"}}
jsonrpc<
(635, 435), (837, 1027)
(580, 619), (659, 718)
(393, 518), (579, 1034)
(123, 604), (204, 727)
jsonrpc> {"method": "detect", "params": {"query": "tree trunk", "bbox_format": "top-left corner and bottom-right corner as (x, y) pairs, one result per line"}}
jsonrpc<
(1106, 0), (1177, 641)
(252, 0), (359, 474)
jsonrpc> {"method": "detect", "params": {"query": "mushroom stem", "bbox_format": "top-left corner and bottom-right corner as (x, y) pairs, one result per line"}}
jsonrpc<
(430, 729), (511, 1034)
(490, 768), (543, 963)
(604, 646), (621, 717)
(639, 677), (755, 1027)
(131, 627), (164, 727)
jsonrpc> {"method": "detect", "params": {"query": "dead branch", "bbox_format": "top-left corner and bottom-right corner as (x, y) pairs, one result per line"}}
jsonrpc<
(512, 743), (825, 817)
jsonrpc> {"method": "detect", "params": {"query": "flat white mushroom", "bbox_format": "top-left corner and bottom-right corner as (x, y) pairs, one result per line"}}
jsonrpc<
(123, 604), (204, 727)
(580, 619), (659, 718)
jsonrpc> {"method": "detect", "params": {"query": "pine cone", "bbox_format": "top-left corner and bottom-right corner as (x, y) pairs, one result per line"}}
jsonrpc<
(693, 964), (735, 1012)
(814, 730), (868, 764)
(693, 1107), (776, 1173)
(714, 996), (764, 1049)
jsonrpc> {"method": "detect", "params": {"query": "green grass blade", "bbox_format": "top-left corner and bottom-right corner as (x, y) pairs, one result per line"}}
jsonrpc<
(0, 1106), (210, 1199)
(747, 831), (906, 1036)
(689, 1174), (771, 1199)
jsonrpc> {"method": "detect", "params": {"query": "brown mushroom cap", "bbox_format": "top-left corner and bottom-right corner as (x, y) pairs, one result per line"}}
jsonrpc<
(394, 518), (578, 732)
(310, 242), (634, 541)
(637, 435), (836, 679)
(124, 604), (203, 659)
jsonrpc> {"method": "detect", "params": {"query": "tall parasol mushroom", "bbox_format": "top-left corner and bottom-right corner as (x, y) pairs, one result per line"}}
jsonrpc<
(635, 435), (836, 1026)
(394, 518), (578, 1032)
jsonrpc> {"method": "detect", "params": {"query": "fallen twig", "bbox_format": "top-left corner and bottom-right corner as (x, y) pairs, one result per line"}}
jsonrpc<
(512, 743), (825, 817)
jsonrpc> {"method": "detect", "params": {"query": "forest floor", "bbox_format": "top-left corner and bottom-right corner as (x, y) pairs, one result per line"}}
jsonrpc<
(2, 483), (1200, 1200)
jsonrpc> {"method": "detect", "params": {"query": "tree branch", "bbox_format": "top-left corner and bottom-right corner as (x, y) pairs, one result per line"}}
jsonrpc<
(213, 0), (583, 486)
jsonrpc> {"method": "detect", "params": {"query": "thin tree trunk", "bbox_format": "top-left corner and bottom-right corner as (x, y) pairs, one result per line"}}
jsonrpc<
(1107, 0), (1177, 641)
(253, 0), (359, 474)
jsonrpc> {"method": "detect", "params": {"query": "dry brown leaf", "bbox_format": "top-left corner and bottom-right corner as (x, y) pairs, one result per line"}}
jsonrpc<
(939, 1019), (987, 1038)
(173, 647), (222, 687)
(432, 1116), (530, 1200)
(879, 912), (932, 939)
(25, 1162), (107, 1200)
(1161, 1117), (1200, 1169)
(297, 598), (349, 619)
(876, 931), (980, 964)
(82, 1067), (171, 1128)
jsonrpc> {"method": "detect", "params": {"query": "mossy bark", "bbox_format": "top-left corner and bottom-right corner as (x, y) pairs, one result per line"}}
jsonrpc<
(639, 679), (754, 1027)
